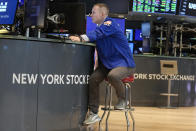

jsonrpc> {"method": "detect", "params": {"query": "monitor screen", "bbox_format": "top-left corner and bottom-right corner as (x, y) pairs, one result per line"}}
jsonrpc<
(113, 18), (125, 33)
(126, 29), (133, 42)
(0, 0), (18, 25)
(46, 2), (86, 34)
(86, 16), (97, 33)
(179, 0), (196, 16)
(18, 0), (24, 7)
(135, 29), (143, 41)
(132, 0), (177, 14)
(86, 16), (125, 33)
(128, 42), (134, 54)
(141, 22), (150, 38)
(24, 0), (47, 28)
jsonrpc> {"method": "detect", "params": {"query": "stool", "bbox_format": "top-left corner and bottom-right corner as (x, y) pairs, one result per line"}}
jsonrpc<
(98, 75), (135, 131)
(160, 79), (179, 108)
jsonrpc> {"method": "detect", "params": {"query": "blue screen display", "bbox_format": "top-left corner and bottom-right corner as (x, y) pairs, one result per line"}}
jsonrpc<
(18, 0), (24, 7)
(0, 0), (18, 25)
(126, 29), (133, 41)
(128, 43), (134, 54)
(86, 16), (97, 33)
(135, 29), (143, 41)
(86, 16), (125, 33)
(142, 22), (150, 37)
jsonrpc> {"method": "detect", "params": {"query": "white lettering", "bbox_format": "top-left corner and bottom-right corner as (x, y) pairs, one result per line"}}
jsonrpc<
(47, 74), (54, 84)
(0, 2), (8, 12)
(13, 73), (38, 84)
(12, 73), (20, 84)
(134, 73), (148, 79)
(74, 75), (79, 84)
(66, 75), (71, 84)
(21, 74), (27, 84)
(189, 3), (196, 10)
(28, 74), (38, 84)
(54, 74), (59, 84)
(40, 74), (47, 84)
(66, 75), (90, 85)
(59, 75), (65, 84)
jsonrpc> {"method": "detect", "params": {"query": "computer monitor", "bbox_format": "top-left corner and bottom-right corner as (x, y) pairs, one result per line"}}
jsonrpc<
(48, 2), (86, 34)
(141, 22), (150, 38)
(18, 0), (24, 7)
(135, 29), (143, 41)
(24, 0), (47, 28)
(132, 0), (178, 14)
(86, 16), (125, 33)
(179, 0), (196, 16)
(113, 17), (125, 33)
(86, 16), (97, 33)
(126, 29), (133, 42)
(128, 42), (134, 54)
(0, 0), (18, 25)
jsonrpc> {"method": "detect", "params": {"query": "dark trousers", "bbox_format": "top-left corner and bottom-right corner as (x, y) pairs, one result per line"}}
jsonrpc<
(88, 64), (135, 114)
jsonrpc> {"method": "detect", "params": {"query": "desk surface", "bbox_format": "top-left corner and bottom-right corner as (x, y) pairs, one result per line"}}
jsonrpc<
(0, 35), (95, 46)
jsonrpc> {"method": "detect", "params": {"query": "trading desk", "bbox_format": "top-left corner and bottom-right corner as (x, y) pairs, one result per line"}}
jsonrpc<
(0, 35), (95, 131)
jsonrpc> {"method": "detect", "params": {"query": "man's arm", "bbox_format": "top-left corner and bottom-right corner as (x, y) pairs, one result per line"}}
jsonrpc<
(69, 35), (89, 42)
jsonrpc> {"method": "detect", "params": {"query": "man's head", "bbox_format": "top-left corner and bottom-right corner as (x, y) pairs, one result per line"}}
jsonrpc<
(90, 3), (109, 25)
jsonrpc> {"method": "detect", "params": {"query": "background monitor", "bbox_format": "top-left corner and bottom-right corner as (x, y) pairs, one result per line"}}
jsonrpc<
(18, 0), (24, 7)
(0, 0), (18, 25)
(135, 29), (143, 41)
(126, 29), (133, 42)
(24, 0), (47, 28)
(48, 2), (86, 34)
(141, 22), (151, 38)
(86, 16), (125, 33)
(113, 17), (125, 33)
(128, 42), (134, 54)
(179, 0), (196, 16)
(132, 0), (178, 14)
(86, 16), (97, 33)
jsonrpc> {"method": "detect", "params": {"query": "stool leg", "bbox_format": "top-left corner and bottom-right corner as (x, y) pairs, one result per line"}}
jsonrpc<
(128, 84), (135, 131)
(99, 83), (109, 131)
(125, 111), (130, 131)
(129, 111), (135, 131)
(125, 84), (130, 131)
(106, 85), (112, 131)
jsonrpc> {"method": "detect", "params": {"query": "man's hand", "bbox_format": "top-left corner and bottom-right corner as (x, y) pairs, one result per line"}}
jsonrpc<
(69, 36), (81, 42)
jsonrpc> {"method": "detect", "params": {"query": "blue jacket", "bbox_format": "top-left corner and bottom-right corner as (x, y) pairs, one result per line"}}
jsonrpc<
(86, 17), (135, 69)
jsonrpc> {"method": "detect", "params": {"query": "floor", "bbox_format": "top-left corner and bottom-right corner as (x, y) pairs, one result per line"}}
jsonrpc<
(88, 106), (196, 131)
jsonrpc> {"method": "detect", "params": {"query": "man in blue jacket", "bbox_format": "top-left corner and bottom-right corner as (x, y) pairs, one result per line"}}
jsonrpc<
(69, 3), (135, 125)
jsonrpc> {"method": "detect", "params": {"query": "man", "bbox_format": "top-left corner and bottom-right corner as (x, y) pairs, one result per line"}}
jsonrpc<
(69, 3), (135, 125)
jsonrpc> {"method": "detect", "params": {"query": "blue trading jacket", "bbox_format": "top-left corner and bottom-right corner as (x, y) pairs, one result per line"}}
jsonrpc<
(86, 17), (136, 69)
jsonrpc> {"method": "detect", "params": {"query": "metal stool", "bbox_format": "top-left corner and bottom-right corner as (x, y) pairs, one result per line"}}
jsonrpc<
(99, 75), (135, 131)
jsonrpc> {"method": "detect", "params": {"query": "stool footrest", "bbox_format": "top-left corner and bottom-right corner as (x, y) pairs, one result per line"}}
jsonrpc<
(160, 93), (179, 96)
(101, 107), (135, 111)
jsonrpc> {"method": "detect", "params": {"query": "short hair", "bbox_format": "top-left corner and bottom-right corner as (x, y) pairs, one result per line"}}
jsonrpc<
(94, 3), (109, 15)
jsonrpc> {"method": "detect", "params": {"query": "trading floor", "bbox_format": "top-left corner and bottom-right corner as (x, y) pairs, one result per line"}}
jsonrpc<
(88, 106), (196, 131)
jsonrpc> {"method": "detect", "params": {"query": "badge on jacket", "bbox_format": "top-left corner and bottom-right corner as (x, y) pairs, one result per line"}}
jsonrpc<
(104, 21), (112, 26)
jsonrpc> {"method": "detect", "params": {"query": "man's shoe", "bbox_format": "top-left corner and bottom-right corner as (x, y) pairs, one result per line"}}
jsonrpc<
(114, 99), (129, 110)
(83, 112), (101, 125)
